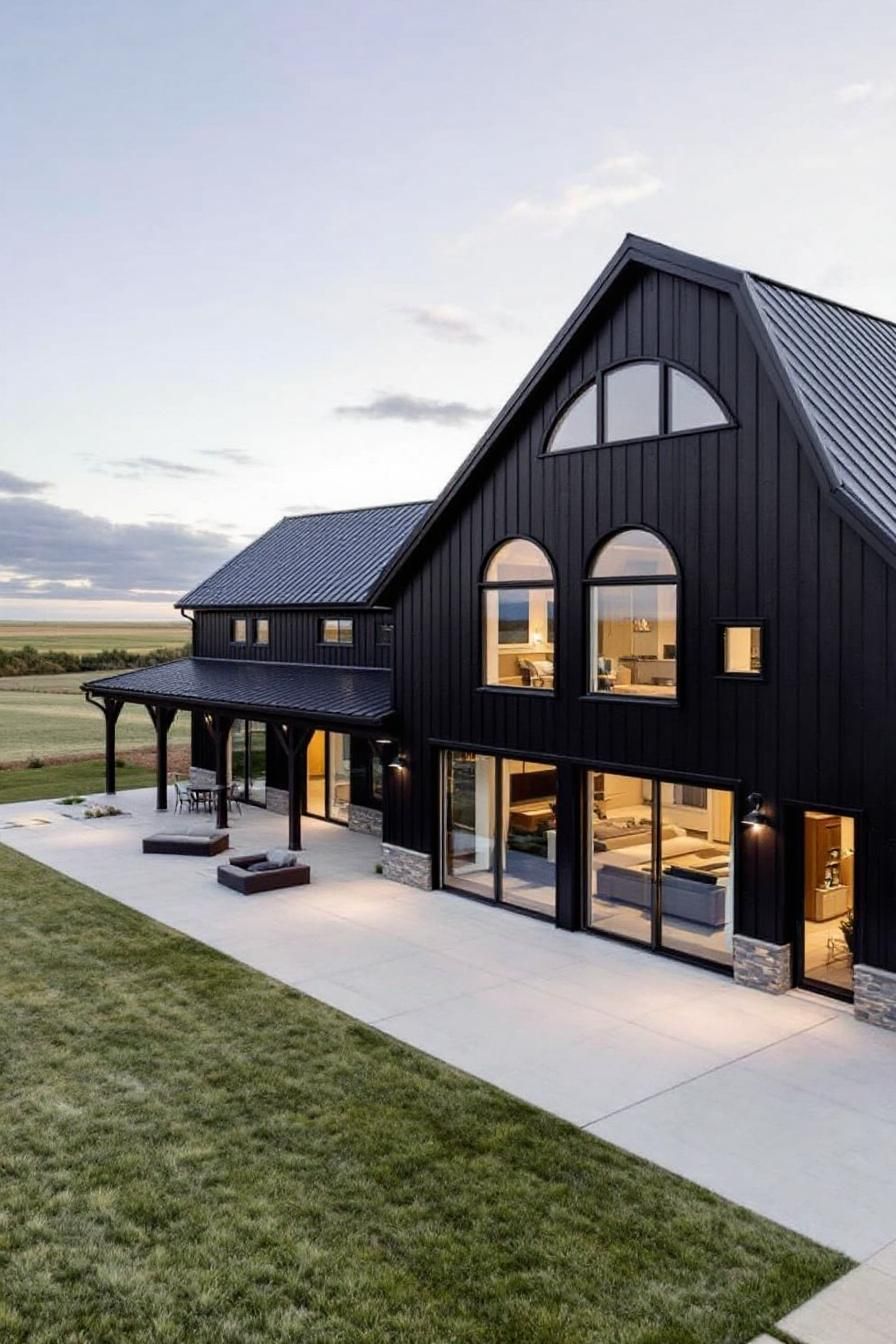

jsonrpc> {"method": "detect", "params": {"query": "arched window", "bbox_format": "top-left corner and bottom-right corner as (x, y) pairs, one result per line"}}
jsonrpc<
(545, 361), (730, 452)
(588, 529), (678, 699)
(482, 539), (555, 690)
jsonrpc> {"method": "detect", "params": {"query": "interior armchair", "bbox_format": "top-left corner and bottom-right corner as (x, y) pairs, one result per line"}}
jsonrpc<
(518, 656), (554, 689)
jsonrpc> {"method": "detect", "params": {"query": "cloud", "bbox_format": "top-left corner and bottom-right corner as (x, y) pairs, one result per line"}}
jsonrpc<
(401, 305), (485, 344)
(0, 497), (238, 603)
(835, 80), (895, 105)
(0, 469), (49, 496)
(200, 448), (260, 466)
(88, 454), (208, 480)
(503, 156), (662, 231)
(334, 393), (493, 427)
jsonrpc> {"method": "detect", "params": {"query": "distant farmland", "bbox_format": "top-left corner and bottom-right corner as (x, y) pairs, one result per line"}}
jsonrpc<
(0, 621), (186, 655)
(0, 671), (191, 765)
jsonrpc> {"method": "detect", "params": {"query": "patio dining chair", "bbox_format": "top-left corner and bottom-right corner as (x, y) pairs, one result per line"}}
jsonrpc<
(173, 780), (195, 813)
(226, 781), (243, 815)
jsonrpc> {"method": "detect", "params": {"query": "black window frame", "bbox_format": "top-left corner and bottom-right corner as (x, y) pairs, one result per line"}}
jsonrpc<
(541, 359), (734, 456)
(375, 619), (394, 647)
(715, 619), (767, 681)
(253, 616), (270, 646)
(584, 528), (680, 706)
(230, 616), (248, 644)
(319, 616), (354, 646)
(479, 538), (557, 696)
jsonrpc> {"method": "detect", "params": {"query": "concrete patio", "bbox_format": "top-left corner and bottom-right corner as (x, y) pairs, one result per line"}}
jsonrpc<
(3, 785), (896, 1303)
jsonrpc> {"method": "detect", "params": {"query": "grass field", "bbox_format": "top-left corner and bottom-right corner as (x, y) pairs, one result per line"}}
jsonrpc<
(0, 620), (185, 654)
(0, 759), (157, 803)
(0, 670), (190, 765)
(0, 844), (849, 1344)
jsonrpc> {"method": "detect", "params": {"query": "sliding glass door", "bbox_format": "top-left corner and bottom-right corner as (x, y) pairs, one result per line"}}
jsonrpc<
(588, 771), (734, 967)
(230, 719), (267, 806)
(443, 751), (557, 917)
(305, 729), (352, 824)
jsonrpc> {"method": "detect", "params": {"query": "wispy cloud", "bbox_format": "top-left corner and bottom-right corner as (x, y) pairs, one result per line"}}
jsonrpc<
(835, 80), (895, 105)
(89, 455), (208, 480)
(0, 469), (49, 496)
(0, 497), (237, 603)
(199, 448), (260, 466)
(335, 393), (493, 427)
(401, 305), (485, 344)
(502, 155), (662, 232)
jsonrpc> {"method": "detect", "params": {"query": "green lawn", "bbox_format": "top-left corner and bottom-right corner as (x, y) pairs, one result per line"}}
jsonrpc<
(0, 671), (190, 764)
(0, 846), (849, 1344)
(0, 759), (156, 804)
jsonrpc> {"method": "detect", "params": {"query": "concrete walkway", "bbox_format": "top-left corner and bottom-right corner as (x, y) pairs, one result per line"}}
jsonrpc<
(4, 788), (896, 1318)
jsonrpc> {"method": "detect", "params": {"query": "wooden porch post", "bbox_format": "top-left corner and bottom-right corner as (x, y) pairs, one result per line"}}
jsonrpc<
(86, 694), (124, 794)
(146, 704), (178, 811)
(213, 715), (233, 830)
(273, 723), (313, 850)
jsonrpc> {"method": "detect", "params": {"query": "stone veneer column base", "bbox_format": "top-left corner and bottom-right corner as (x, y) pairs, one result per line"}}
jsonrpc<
(189, 766), (217, 789)
(381, 843), (433, 891)
(854, 964), (896, 1031)
(348, 804), (383, 837)
(733, 934), (792, 994)
(264, 787), (289, 816)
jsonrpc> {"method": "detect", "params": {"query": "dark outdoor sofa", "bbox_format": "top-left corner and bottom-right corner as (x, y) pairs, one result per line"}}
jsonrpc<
(596, 862), (727, 928)
(217, 850), (311, 895)
(143, 830), (229, 856)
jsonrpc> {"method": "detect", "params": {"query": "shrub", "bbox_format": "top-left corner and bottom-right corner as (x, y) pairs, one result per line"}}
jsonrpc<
(83, 804), (124, 819)
(26, 756), (44, 769)
(57, 796), (86, 806)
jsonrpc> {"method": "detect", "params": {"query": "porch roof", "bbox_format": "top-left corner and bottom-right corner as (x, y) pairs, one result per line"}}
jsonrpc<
(82, 657), (394, 728)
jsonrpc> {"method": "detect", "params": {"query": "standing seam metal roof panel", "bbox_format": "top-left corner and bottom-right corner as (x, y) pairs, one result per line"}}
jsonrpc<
(178, 501), (431, 609)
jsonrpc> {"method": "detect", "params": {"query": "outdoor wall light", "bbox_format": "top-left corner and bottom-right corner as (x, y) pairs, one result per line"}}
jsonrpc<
(741, 792), (768, 827)
(388, 753), (409, 771)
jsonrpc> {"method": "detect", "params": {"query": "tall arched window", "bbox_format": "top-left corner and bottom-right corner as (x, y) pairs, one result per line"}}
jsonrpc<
(482, 539), (555, 690)
(544, 361), (730, 453)
(588, 530), (678, 699)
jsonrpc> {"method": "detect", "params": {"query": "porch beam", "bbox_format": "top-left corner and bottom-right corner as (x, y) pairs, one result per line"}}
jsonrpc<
(212, 714), (234, 830)
(86, 695), (124, 795)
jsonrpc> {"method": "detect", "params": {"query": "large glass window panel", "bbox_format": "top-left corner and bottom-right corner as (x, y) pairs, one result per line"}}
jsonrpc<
(328, 732), (351, 823)
(248, 720), (266, 805)
(306, 730), (326, 817)
(588, 772), (654, 943)
(668, 368), (729, 433)
(722, 625), (762, 675)
(603, 362), (660, 443)
(444, 752), (496, 899)
(590, 583), (677, 697)
(545, 383), (598, 453)
(231, 720), (248, 800)
(802, 813), (855, 994)
(485, 539), (552, 583)
(659, 784), (734, 965)
(591, 530), (677, 578)
(501, 760), (557, 916)
(483, 542), (555, 691)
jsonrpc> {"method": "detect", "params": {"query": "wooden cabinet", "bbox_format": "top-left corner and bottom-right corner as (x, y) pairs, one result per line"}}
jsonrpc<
(804, 813), (851, 921)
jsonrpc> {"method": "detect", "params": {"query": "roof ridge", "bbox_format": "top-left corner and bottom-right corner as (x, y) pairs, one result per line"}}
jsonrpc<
(281, 500), (432, 521)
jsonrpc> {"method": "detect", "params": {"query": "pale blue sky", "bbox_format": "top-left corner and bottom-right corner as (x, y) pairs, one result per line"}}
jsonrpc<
(2, 0), (894, 617)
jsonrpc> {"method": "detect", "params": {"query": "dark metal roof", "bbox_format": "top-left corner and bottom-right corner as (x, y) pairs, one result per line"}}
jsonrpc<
(178, 501), (431, 609)
(83, 658), (393, 725)
(747, 276), (896, 544)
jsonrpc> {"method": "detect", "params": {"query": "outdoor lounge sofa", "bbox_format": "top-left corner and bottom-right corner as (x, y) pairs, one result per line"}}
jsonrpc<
(143, 830), (230, 856)
(217, 849), (311, 895)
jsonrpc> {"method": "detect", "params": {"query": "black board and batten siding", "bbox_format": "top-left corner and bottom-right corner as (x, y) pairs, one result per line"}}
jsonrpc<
(192, 609), (392, 669)
(385, 267), (896, 972)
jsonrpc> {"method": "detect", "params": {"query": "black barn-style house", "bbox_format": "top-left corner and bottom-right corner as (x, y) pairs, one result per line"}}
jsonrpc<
(85, 236), (896, 1030)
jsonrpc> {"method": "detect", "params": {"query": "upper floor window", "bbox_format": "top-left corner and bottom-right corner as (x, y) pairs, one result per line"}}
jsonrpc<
(482, 539), (555, 691)
(588, 529), (678, 700)
(720, 622), (763, 677)
(545, 361), (730, 453)
(320, 617), (354, 645)
(230, 617), (247, 644)
(253, 617), (270, 645)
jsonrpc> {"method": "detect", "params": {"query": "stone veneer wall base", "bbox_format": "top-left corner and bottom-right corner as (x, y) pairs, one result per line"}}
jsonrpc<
(733, 934), (792, 994)
(264, 787), (289, 816)
(381, 843), (433, 891)
(854, 964), (896, 1031)
(348, 804), (383, 838)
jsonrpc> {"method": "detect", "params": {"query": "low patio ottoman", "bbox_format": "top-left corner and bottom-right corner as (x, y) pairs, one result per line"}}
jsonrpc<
(143, 830), (230, 857)
(217, 851), (311, 895)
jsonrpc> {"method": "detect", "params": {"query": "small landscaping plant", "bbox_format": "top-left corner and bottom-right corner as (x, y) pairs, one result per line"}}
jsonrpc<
(26, 755), (44, 769)
(56, 796), (86, 806)
(83, 804), (124, 819)
(841, 907), (855, 953)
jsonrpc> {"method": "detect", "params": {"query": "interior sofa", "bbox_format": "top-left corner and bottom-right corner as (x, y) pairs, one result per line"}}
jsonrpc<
(217, 849), (311, 895)
(143, 830), (229, 856)
(595, 862), (727, 928)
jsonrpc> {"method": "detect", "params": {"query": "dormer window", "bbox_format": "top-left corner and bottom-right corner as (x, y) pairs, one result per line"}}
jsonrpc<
(230, 617), (247, 644)
(545, 361), (730, 453)
(320, 617), (354, 645)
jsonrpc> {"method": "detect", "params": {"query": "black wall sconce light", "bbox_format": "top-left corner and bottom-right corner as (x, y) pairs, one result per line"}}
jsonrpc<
(388, 752), (409, 772)
(741, 792), (768, 827)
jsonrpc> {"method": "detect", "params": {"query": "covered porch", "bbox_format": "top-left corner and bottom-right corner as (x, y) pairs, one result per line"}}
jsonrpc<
(82, 657), (397, 848)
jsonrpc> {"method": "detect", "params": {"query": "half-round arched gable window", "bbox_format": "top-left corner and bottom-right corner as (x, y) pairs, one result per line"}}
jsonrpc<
(482, 539), (555, 691)
(587, 529), (678, 699)
(545, 361), (730, 453)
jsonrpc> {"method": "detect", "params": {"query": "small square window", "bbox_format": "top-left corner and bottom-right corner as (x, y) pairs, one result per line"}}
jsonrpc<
(721, 624), (762, 676)
(320, 617), (354, 645)
(231, 617), (247, 644)
(254, 618), (269, 645)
